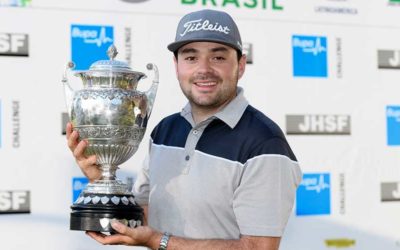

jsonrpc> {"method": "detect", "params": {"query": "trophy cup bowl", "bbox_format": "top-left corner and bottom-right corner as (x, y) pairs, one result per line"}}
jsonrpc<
(63, 45), (159, 232)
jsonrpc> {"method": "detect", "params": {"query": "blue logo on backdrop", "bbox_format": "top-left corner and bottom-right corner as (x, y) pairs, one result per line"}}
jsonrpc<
(292, 35), (328, 77)
(296, 173), (331, 216)
(387, 106), (400, 146)
(71, 25), (114, 70)
(72, 177), (89, 202)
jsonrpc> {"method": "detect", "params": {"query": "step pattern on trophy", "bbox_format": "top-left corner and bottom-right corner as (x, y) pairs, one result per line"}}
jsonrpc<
(76, 89), (145, 101)
(75, 195), (137, 206)
(93, 143), (136, 166)
(99, 218), (142, 230)
(75, 126), (145, 140)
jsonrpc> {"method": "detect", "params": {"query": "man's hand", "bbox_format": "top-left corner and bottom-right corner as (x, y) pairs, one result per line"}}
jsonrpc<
(86, 221), (161, 248)
(86, 220), (280, 250)
(66, 122), (101, 182)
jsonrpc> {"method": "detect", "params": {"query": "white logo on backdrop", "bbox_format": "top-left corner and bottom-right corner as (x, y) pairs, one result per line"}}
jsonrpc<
(298, 115), (349, 133)
(301, 174), (330, 193)
(71, 26), (113, 47)
(73, 180), (87, 191)
(392, 183), (400, 199)
(180, 19), (230, 37)
(0, 33), (28, 54)
(0, 191), (29, 212)
(389, 51), (400, 67)
(387, 108), (400, 122)
(293, 37), (326, 56)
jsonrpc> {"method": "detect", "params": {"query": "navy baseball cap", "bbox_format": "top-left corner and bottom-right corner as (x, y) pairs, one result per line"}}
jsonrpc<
(167, 9), (242, 54)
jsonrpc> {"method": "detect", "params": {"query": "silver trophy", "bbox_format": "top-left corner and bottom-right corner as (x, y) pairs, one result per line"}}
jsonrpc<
(62, 45), (159, 232)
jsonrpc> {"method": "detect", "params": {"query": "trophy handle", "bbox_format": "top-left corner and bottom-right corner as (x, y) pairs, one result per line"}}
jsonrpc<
(62, 62), (76, 119)
(144, 63), (159, 119)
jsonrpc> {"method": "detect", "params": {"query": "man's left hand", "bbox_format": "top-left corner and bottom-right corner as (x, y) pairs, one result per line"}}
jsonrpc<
(86, 220), (161, 248)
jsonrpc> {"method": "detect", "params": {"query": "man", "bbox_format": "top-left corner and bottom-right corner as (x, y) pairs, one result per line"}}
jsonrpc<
(67, 9), (302, 250)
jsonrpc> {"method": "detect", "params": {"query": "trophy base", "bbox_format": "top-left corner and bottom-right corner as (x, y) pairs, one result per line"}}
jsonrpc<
(70, 193), (143, 232)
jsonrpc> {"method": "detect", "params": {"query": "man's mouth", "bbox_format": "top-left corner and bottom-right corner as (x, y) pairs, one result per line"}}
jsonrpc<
(194, 81), (217, 87)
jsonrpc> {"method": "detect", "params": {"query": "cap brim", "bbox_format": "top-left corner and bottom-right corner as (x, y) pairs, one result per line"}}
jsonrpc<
(167, 38), (241, 53)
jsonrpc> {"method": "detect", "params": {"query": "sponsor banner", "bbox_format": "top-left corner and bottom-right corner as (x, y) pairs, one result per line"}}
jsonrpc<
(314, 0), (358, 15)
(180, 0), (284, 11)
(0, 33), (29, 57)
(325, 238), (356, 248)
(292, 35), (328, 78)
(72, 177), (89, 202)
(286, 115), (351, 135)
(378, 50), (400, 69)
(12, 100), (20, 148)
(336, 37), (343, 78)
(242, 42), (253, 64)
(0, 0), (31, 7)
(124, 27), (132, 66)
(120, 0), (150, 3)
(387, 106), (400, 146)
(381, 182), (400, 202)
(61, 112), (69, 135)
(0, 190), (30, 214)
(389, 0), (400, 6)
(71, 25), (114, 70)
(296, 173), (331, 216)
(339, 173), (345, 214)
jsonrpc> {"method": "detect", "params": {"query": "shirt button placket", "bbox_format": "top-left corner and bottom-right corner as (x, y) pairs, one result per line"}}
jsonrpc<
(182, 127), (201, 175)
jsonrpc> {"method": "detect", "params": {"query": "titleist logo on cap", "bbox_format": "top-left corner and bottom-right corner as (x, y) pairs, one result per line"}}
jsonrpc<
(180, 19), (231, 37)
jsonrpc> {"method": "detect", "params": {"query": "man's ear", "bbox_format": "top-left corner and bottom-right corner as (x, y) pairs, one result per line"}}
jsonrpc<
(173, 55), (178, 78)
(238, 54), (247, 80)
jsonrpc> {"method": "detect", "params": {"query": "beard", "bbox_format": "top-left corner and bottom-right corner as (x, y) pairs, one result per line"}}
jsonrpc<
(181, 70), (239, 111)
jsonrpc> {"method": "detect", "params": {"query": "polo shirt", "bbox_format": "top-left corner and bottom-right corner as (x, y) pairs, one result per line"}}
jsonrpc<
(133, 87), (302, 239)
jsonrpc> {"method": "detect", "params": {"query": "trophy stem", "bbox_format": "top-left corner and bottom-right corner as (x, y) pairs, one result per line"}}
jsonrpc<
(99, 164), (118, 181)
(84, 164), (129, 195)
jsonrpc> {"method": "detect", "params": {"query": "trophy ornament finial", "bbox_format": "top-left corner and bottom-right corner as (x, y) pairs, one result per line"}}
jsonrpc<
(67, 61), (75, 70)
(107, 45), (118, 60)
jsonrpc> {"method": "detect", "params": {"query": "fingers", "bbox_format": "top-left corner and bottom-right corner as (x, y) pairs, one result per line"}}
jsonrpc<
(66, 122), (73, 139)
(66, 122), (101, 182)
(86, 231), (111, 245)
(73, 140), (88, 161)
(67, 130), (80, 153)
(77, 154), (97, 171)
(84, 155), (97, 166)
(86, 231), (133, 246)
(111, 221), (130, 235)
(78, 155), (100, 182)
(86, 223), (155, 247)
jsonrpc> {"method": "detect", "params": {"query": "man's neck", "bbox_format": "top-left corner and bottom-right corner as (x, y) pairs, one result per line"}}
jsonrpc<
(190, 97), (235, 125)
(191, 106), (217, 125)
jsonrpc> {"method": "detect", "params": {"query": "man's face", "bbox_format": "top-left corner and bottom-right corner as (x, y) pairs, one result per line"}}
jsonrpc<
(174, 42), (246, 112)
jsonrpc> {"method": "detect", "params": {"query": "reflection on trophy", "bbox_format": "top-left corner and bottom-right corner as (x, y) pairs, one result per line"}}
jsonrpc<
(62, 45), (159, 232)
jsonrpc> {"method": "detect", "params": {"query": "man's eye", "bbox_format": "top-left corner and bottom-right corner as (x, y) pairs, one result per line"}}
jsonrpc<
(213, 56), (225, 61)
(185, 56), (196, 61)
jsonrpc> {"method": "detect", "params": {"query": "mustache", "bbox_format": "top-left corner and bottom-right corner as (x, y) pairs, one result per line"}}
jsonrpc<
(190, 73), (222, 82)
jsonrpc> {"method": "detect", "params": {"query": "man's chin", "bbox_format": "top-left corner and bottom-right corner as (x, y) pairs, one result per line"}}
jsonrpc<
(191, 99), (219, 109)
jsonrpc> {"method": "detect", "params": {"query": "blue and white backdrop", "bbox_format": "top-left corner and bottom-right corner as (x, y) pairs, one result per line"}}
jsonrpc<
(0, 0), (400, 249)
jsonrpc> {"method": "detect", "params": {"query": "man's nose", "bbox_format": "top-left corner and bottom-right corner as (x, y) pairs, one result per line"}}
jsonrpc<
(197, 58), (213, 73)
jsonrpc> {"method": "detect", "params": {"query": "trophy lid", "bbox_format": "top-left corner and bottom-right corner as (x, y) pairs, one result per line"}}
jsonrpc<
(74, 45), (146, 78)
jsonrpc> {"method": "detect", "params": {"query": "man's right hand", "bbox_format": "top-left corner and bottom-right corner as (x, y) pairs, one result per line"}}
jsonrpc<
(66, 122), (101, 183)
